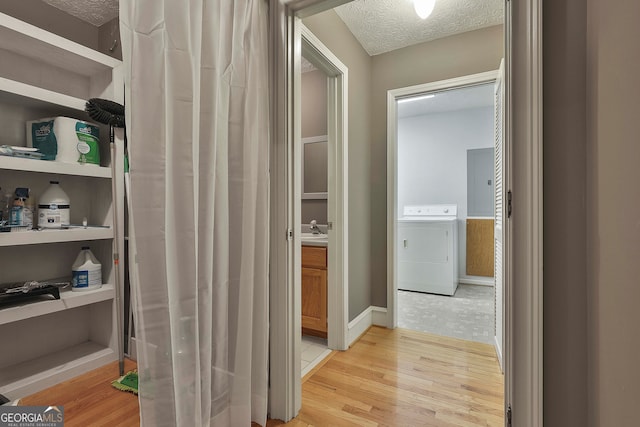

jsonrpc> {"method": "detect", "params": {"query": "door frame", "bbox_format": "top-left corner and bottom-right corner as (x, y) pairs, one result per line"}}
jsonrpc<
(269, 2), (350, 419)
(386, 70), (499, 330)
(269, 0), (543, 425)
(300, 24), (350, 352)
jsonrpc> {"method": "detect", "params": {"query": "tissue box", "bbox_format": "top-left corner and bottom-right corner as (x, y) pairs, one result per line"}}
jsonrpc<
(27, 117), (100, 165)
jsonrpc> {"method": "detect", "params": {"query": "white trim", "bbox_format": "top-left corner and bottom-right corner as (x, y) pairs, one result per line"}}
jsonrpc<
(268, 11), (350, 421)
(458, 278), (494, 286)
(347, 306), (388, 347)
(300, 24), (350, 352)
(494, 335), (503, 372)
(301, 135), (327, 144)
(386, 70), (499, 330)
(371, 306), (388, 326)
(504, 0), (544, 424)
(347, 307), (373, 346)
(269, 1), (299, 420)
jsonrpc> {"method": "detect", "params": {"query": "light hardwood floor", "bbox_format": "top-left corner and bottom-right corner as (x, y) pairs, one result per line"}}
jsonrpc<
(275, 326), (504, 427)
(22, 327), (503, 426)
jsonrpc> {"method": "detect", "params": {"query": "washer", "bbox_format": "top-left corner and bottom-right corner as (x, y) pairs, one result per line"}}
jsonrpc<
(397, 204), (458, 296)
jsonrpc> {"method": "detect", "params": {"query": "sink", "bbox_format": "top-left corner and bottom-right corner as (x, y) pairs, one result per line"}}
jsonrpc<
(300, 233), (327, 240)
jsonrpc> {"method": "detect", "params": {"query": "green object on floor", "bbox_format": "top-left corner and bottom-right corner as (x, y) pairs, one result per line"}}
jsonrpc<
(112, 370), (138, 395)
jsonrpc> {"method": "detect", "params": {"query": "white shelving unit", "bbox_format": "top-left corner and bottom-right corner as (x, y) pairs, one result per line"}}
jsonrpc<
(0, 156), (112, 178)
(0, 11), (124, 399)
(0, 285), (115, 326)
(0, 229), (113, 247)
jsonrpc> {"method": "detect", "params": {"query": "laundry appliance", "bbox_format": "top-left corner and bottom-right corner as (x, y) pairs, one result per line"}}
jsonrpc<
(397, 204), (458, 296)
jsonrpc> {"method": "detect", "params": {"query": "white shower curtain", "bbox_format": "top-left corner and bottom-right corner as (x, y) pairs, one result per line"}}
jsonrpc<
(119, 1), (269, 425)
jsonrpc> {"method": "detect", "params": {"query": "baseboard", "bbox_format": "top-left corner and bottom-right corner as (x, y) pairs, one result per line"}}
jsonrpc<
(494, 336), (503, 373)
(347, 306), (388, 346)
(459, 277), (494, 286)
(371, 306), (388, 326)
(347, 307), (372, 346)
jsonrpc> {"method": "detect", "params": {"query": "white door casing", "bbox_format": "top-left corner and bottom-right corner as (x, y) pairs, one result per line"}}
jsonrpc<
(386, 71), (499, 329)
(269, 2), (349, 420)
(300, 24), (349, 352)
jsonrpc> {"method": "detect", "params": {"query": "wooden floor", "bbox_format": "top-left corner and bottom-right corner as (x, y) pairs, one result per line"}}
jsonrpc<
(21, 359), (140, 427)
(276, 327), (504, 427)
(22, 327), (503, 427)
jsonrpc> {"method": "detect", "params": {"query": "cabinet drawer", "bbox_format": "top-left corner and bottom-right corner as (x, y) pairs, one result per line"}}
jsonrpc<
(302, 246), (327, 269)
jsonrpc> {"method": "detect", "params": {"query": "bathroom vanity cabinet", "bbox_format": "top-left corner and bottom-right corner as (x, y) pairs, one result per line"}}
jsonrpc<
(301, 245), (327, 338)
(0, 12), (123, 399)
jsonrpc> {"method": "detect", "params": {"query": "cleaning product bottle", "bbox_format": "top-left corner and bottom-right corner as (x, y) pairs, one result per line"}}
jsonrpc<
(38, 181), (70, 228)
(9, 197), (23, 226)
(71, 246), (102, 292)
(9, 188), (32, 228)
(9, 188), (30, 226)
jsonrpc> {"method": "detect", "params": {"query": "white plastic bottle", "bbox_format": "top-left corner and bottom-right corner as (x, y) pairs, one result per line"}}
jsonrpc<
(38, 180), (70, 228)
(71, 246), (102, 292)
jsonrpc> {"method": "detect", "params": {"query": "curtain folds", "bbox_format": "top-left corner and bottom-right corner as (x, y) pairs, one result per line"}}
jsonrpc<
(120, 1), (270, 425)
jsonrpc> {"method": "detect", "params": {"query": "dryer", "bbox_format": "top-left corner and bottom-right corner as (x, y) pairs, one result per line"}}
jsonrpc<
(397, 204), (459, 296)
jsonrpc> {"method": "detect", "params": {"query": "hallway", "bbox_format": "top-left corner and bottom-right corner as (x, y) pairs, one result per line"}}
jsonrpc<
(23, 327), (503, 426)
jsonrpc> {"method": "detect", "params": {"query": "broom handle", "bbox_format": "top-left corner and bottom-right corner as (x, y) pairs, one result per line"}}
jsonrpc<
(111, 125), (125, 376)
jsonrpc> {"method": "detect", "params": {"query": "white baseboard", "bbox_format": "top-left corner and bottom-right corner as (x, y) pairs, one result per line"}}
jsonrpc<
(459, 277), (494, 286)
(347, 307), (372, 346)
(494, 335), (503, 373)
(347, 306), (388, 346)
(371, 306), (387, 326)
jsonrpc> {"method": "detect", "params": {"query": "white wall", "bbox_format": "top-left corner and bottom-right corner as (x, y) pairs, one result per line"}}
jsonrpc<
(397, 106), (494, 282)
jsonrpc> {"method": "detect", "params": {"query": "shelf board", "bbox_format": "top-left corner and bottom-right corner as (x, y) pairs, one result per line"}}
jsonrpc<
(0, 284), (115, 326)
(0, 76), (87, 112)
(0, 155), (112, 178)
(0, 12), (121, 78)
(0, 228), (113, 247)
(0, 341), (116, 398)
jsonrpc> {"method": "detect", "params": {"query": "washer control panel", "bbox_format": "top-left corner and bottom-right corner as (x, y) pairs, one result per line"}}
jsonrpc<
(402, 205), (457, 217)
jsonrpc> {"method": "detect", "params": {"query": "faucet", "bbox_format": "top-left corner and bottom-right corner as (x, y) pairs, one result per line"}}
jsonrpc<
(309, 220), (324, 235)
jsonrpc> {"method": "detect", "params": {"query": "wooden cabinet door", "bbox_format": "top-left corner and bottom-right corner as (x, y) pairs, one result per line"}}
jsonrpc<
(466, 218), (495, 277)
(301, 266), (327, 336)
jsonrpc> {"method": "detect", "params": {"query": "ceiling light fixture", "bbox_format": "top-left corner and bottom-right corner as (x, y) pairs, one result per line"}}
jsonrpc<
(413, 0), (436, 20)
(398, 94), (435, 104)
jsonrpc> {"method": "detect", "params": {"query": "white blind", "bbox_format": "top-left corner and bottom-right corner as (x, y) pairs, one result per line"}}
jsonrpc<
(494, 59), (505, 360)
(495, 67), (504, 230)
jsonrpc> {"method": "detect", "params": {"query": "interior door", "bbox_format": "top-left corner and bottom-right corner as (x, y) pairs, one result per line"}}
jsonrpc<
(494, 60), (505, 371)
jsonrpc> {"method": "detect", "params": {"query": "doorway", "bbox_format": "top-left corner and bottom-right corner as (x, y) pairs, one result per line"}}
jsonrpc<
(298, 46), (339, 376)
(269, 0), (544, 424)
(387, 72), (507, 369)
(391, 80), (500, 349)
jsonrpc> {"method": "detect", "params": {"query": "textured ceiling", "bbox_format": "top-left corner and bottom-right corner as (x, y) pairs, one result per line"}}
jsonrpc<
(398, 83), (494, 118)
(335, 0), (503, 56)
(42, 0), (119, 26)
